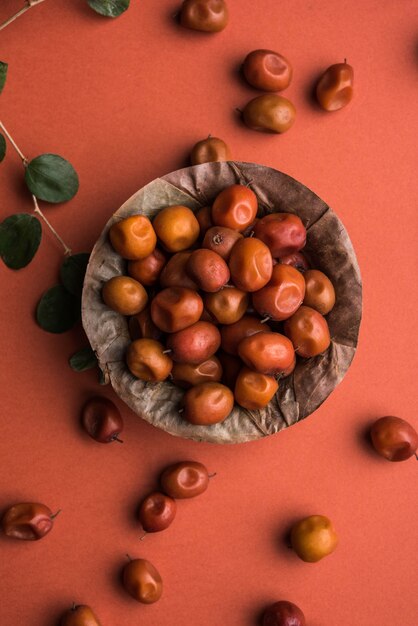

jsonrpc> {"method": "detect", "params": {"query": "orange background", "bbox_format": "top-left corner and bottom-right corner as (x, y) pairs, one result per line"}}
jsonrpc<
(1, 1), (417, 625)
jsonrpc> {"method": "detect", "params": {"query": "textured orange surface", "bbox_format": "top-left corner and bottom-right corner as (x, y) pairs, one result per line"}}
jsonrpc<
(1, 1), (417, 625)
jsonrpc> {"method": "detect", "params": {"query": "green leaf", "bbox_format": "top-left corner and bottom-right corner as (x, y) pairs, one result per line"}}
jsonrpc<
(0, 62), (8, 94)
(24, 154), (79, 203)
(36, 285), (80, 333)
(69, 347), (98, 371)
(60, 252), (90, 297)
(0, 134), (6, 162)
(87, 0), (130, 18)
(0, 214), (42, 269)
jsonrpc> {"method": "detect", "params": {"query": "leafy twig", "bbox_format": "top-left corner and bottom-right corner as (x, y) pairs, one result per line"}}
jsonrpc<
(0, 119), (72, 256)
(0, 0), (48, 33)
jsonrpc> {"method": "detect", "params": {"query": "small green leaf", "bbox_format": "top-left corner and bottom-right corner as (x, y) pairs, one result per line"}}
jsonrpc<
(36, 285), (80, 333)
(24, 154), (79, 203)
(0, 214), (42, 269)
(0, 62), (8, 94)
(69, 347), (98, 372)
(87, 0), (130, 18)
(60, 253), (90, 297)
(0, 134), (6, 162)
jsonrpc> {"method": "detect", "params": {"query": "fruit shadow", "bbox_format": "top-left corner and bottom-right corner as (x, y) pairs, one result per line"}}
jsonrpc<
(356, 420), (378, 460)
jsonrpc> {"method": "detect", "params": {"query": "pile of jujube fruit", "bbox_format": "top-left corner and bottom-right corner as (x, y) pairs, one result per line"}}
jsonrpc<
(101, 183), (336, 426)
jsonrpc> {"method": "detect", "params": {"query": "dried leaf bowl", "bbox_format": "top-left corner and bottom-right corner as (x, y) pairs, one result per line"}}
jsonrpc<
(81, 162), (362, 444)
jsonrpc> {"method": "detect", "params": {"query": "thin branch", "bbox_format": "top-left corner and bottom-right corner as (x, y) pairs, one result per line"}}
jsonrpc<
(0, 0), (48, 33)
(0, 120), (27, 164)
(32, 195), (72, 256)
(0, 119), (72, 257)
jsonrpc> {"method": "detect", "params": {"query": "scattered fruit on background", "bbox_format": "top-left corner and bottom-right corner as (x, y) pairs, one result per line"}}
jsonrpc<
(190, 136), (232, 164)
(179, 0), (229, 32)
(262, 600), (306, 626)
(81, 396), (124, 443)
(316, 61), (354, 111)
(370, 416), (418, 462)
(1, 502), (59, 541)
(160, 461), (210, 498)
(122, 557), (163, 604)
(60, 604), (102, 626)
(290, 514), (338, 562)
(242, 49), (293, 92)
(242, 94), (296, 133)
(138, 492), (177, 533)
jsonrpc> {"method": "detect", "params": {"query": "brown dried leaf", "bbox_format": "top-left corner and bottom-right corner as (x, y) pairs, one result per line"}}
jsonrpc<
(82, 162), (362, 444)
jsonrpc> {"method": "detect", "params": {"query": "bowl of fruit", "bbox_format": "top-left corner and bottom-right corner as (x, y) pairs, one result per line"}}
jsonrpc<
(81, 161), (362, 444)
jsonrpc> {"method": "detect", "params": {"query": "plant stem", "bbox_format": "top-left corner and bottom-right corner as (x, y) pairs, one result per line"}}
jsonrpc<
(0, 120), (27, 164)
(0, 0), (48, 33)
(0, 119), (72, 257)
(32, 195), (72, 256)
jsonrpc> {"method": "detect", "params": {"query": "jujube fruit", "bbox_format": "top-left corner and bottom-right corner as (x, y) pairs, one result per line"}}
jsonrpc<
(153, 205), (200, 252)
(160, 461), (210, 498)
(166, 321), (221, 364)
(242, 94), (296, 133)
(126, 339), (173, 381)
(102, 276), (148, 316)
(303, 269), (336, 315)
(191, 136), (232, 164)
(279, 251), (310, 272)
(186, 248), (230, 292)
(2, 502), (58, 540)
(290, 515), (338, 562)
(252, 264), (305, 321)
(228, 237), (273, 292)
(370, 416), (418, 462)
(160, 251), (199, 289)
(122, 557), (162, 604)
(316, 61), (354, 112)
(254, 213), (306, 258)
(262, 600), (306, 626)
(109, 215), (156, 260)
(180, 0), (229, 33)
(127, 248), (166, 286)
(172, 356), (222, 388)
(81, 396), (124, 443)
(60, 604), (102, 626)
(220, 314), (270, 355)
(234, 367), (278, 410)
(182, 381), (234, 425)
(238, 332), (295, 375)
(212, 184), (258, 231)
(284, 305), (331, 357)
(138, 492), (176, 532)
(204, 287), (249, 324)
(202, 226), (243, 260)
(242, 49), (292, 92)
(151, 287), (203, 333)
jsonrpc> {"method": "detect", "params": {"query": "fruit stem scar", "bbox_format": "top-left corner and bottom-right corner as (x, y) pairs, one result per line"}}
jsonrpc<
(113, 436), (124, 443)
(51, 509), (62, 520)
